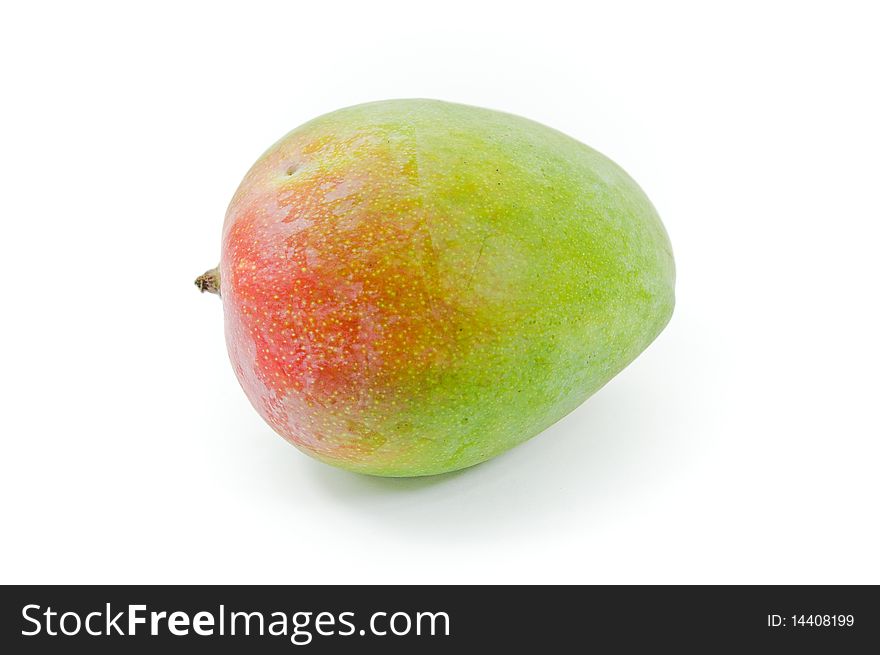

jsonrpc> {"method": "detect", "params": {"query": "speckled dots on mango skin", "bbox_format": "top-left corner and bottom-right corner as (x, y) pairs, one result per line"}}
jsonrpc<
(210, 99), (674, 477)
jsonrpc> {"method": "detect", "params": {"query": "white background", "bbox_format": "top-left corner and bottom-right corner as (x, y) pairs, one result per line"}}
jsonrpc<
(2, 1), (878, 584)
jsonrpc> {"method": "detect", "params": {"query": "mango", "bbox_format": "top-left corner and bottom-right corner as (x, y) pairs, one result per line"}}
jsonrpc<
(196, 99), (674, 476)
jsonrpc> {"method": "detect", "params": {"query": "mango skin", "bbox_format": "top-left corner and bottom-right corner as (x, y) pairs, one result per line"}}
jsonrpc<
(219, 99), (674, 476)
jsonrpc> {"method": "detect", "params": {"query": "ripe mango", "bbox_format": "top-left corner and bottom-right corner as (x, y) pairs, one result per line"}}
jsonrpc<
(197, 99), (674, 476)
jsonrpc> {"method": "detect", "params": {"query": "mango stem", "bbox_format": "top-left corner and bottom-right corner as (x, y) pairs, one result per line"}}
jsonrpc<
(195, 267), (221, 296)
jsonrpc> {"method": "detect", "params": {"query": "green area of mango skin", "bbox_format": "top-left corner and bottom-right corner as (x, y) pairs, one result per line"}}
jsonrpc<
(223, 100), (674, 476)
